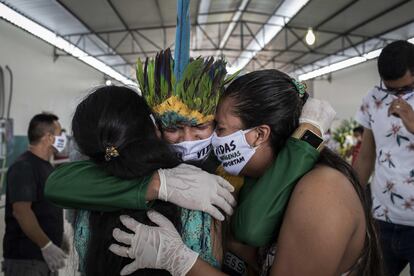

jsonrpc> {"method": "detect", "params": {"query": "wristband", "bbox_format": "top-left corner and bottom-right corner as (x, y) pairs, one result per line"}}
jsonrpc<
(292, 126), (324, 151)
(157, 169), (168, 201)
(222, 251), (247, 276)
(41, 241), (52, 250)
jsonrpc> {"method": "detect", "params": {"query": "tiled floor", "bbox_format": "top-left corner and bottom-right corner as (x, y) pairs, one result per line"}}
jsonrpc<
(0, 195), (410, 276)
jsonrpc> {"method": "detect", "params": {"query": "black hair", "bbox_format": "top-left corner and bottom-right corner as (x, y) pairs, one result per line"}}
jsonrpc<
(222, 69), (383, 276)
(85, 203), (180, 276)
(378, 40), (414, 81)
(222, 70), (302, 155)
(28, 112), (59, 144)
(72, 85), (179, 178)
(72, 85), (181, 276)
(353, 126), (364, 135)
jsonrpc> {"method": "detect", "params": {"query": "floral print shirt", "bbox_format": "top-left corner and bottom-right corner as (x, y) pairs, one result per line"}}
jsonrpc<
(355, 87), (414, 226)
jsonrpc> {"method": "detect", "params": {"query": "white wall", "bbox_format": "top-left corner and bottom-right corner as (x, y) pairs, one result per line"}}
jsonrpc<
(312, 59), (380, 128)
(0, 20), (106, 135)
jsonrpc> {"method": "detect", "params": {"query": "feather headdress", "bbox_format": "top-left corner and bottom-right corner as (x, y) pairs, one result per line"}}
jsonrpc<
(136, 48), (239, 128)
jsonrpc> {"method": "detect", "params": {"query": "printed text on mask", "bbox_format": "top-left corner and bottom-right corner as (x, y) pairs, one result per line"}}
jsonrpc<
(214, 140), (245, 167)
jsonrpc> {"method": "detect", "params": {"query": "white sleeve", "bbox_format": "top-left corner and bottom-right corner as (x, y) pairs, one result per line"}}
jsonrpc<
(354, 90), (374, 129)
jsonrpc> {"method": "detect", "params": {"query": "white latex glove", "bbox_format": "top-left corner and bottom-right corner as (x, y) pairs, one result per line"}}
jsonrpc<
(157, 163), (236, 221)
(41, 241), (67, 272)
(109, 211), (199, 276)
(299, 98), (336, 135)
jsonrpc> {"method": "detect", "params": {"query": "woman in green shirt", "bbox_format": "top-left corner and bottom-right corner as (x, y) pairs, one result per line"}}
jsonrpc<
(111, 70), (383, 276)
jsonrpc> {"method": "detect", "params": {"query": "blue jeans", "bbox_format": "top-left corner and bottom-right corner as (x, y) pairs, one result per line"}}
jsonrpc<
(377, 220), (414, 276)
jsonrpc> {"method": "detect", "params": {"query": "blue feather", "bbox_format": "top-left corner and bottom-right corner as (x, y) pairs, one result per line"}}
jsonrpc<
(174, 0), (191, 84)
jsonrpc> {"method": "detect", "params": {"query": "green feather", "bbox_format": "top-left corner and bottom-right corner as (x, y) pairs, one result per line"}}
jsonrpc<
(135, 48), (241, 120)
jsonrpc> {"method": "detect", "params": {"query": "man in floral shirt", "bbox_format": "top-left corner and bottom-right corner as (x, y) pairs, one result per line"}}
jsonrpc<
(354, 40), (414, 276)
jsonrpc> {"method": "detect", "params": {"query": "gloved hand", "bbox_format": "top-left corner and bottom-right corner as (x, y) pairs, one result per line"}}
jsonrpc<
(109, 211), (199, 276)
(158, 164), (236, 221)
(299, 98), (336, 135)
(41, 241), (67, 272)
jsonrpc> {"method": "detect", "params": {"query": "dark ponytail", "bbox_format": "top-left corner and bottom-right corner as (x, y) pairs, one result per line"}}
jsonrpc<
(223, 69), (383, 276)
(72, 85), (180, 178)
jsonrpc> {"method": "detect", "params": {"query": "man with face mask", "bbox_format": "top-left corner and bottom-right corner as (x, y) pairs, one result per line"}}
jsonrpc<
(2, 113), (67, 276)
(354, 40), (414, 276)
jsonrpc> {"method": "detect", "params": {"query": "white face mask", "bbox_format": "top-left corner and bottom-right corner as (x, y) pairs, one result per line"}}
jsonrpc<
(212, 129), (257, 175)
(171, 134), (213, 162)
(52, 132), (67, 153)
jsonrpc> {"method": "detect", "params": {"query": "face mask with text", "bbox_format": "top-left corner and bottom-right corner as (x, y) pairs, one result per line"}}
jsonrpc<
(212, 129), (257, 175)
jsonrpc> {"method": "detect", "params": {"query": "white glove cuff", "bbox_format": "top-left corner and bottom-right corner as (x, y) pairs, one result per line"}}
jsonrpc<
(171, 246), (199, 276)
(41, 241), (52, 251)
(157, 169), (168, 201)
(299, 118), (324, 135)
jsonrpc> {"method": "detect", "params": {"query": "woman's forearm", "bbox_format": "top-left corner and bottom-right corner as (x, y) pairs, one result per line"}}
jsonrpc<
(145, 171), (160, 201)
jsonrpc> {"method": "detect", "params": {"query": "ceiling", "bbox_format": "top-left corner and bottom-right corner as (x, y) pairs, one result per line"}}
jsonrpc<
(2, 0), (414, 80)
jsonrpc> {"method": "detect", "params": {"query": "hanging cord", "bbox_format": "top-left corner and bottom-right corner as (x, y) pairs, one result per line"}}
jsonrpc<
(5, 66), (13, 119)
(0, 153), (6, 195)
(0, 66), (4, 118)
(0, 66), (13, 193)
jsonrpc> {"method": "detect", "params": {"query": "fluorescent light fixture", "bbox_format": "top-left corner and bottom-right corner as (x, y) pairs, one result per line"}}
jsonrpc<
(227, 0), (310, 74)
(298, 38), (414, 81)
(363, 48), (381, 60)
(305, 28), (315, 45)
(0, 3), (136, 86)
(298, 56), (366, 81)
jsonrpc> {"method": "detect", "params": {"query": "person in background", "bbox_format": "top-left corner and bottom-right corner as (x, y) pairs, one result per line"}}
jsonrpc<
(2, 113), (67, 276)
(350, 126), (364, 165)
(323, 129), (340, 153)
(354, 40), (414, 276)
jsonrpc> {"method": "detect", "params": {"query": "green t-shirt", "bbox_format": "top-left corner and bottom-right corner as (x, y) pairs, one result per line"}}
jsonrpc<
(232, 138), (320, 247)
(45, 160), (151, 211)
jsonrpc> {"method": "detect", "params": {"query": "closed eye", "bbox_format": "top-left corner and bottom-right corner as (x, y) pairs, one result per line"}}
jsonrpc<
(163, 126), (182, 132)
(195, 124), (209, 130)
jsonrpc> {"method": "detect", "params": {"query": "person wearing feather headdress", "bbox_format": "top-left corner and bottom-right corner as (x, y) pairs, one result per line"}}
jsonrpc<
(45, 49), (336, 275)
(138, 50), (235, 160)
(46, 50), (240, 275)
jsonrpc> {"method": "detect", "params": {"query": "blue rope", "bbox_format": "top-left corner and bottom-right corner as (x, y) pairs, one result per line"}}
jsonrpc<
(174, 0), (191, 84)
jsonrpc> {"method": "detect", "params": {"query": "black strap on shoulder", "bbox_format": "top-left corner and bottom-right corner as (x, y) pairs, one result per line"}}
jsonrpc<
(222, 251), (247, 276)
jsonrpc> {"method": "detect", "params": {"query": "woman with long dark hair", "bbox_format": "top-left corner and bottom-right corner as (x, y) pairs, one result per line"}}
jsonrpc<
(71, 86), (224, 276)
(113, 70), (383, 276)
